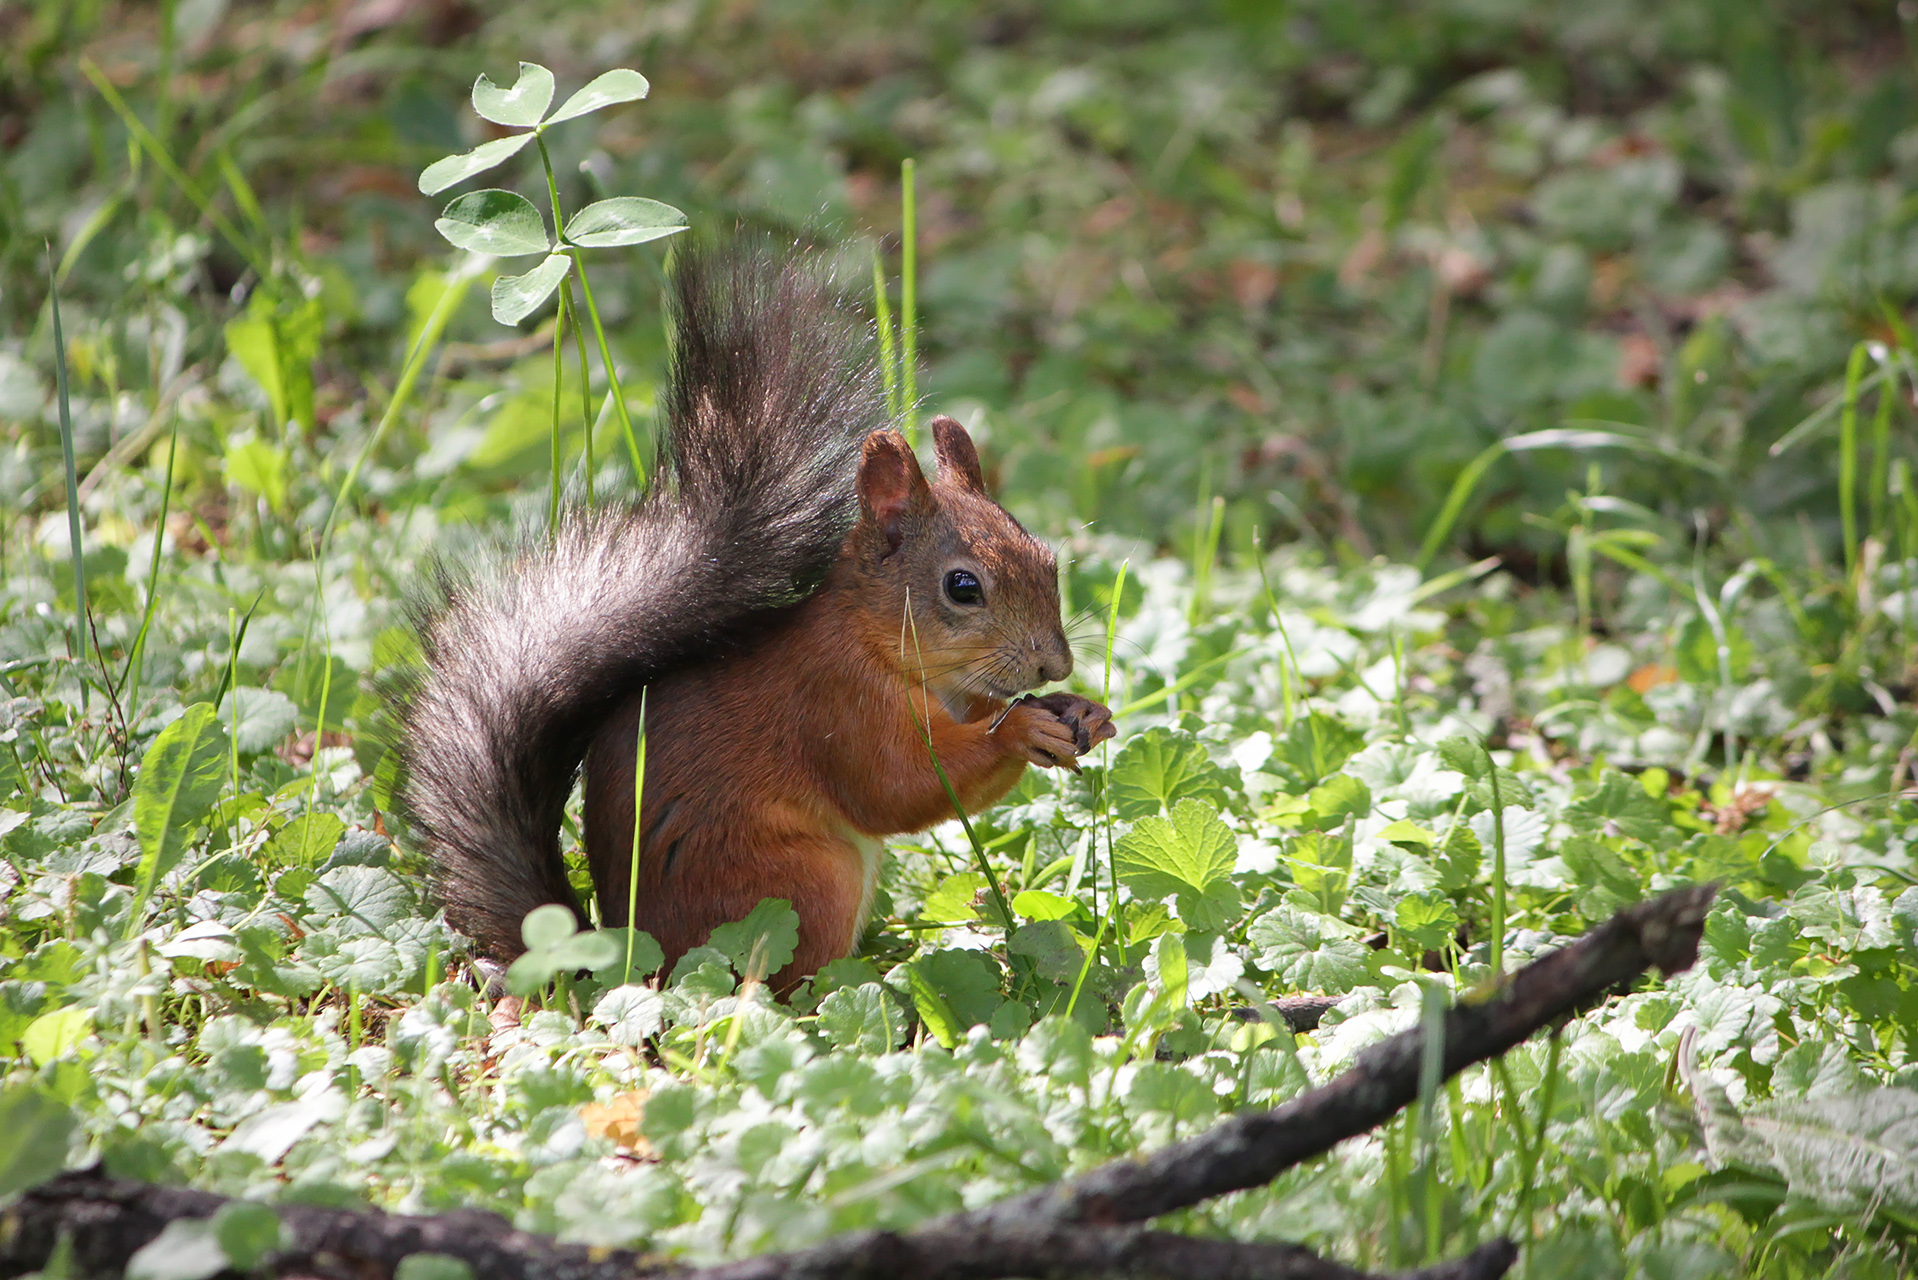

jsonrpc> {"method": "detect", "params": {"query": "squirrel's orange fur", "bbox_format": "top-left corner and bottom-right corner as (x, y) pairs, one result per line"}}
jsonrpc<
(584, 417), (1113, 986)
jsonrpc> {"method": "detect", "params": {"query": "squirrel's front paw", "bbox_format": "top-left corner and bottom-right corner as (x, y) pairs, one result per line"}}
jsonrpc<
(1022, 692), (1116, 755)
(1000, 693), (1116, 769)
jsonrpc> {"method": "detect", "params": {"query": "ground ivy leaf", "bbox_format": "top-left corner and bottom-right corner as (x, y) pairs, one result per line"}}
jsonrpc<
(1180, 932), (1245, 1000)
(907, 949), (1003, 1037)
(1742, 1087), (1918, 1214)
(547, 68), (651, 124)
(417, 133), (536, 196)
(1113, 797), (1236, 901)
(216, 687), (297, 756)
(1395, 890), (1460, 952)
(1304, 774), (1370, 830)
(310, 935), (404, 992)
(1247, 907), (1370, 993)
(265, 812), (344, 869)
(794, 1055), (884, 1120)
(436, 189), (551, 257)
(0, 1086), (75, 1198)
(592, 985), (665, 1046)
(812, 957), (881, 998)
(818, 982), (907, 1053)
(1127, 1061), (1219, 1128)
(1011, 919), (1091, 983)
(563, 197), (687, 248)
(211, 1201), (284, 1269)
(1108, 727), (1233, 819)
(218, 1095), (337, 1165)
(1017, 1015), (1094, 1087)
(709, 899), (799, 979)
(126, 1219), (226, 1280)
(591, 928), (665, 986)
(1174, 880), (1242, 933)
(490, 253), (571, 325)
(1436, 735), (1488, 779)
(305, 866), (413, 935)
(471, 62), (555, 128)
(132, 703), (230, 918)
(1269, 713), (1365, 789)
(1569, 771), (1670, 843)
(922, 872), (984, 925)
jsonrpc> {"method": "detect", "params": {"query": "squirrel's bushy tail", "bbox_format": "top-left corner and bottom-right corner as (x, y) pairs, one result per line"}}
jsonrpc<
(398, 242), (884, 960)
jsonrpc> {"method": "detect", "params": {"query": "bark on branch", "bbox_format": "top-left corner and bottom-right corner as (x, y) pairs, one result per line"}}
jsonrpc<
(0, 886), (1713, 1280)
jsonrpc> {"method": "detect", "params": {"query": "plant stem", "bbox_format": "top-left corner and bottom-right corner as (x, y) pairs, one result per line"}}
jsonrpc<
(571, 264), (647, 488)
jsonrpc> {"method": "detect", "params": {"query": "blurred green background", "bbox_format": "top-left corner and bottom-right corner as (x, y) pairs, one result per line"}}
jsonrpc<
(2, 0), (1912, 579)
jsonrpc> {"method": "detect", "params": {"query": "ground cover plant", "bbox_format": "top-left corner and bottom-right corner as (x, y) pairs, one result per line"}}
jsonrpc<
(3, 1), (1918, 1276)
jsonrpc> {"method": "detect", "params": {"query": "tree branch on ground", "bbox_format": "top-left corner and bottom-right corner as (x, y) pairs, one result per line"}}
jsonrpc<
(0, 885), (1713, 1280)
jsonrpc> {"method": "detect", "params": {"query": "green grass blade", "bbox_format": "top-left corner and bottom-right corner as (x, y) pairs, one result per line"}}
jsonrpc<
(572, 264), (646, 489)
(562, 277), (595, 504)
(122, 418), (182, 722)
(1839, 341), (1867, 585)
(901, 157), (918, 443)
(1869, 343), (1896, 552)
(47, 252), (89, 706)
(623, 689), (649, 985)
(872, 245), (901, 422)
(1417, 440), (1506, 573)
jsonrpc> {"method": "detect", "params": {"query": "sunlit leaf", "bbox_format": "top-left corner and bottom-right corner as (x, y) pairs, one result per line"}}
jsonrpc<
(490, 252), (571, 325)
(418, 133), (536, 196)
(471, 62), (554, 128)
(563, 197), (687, 248)
(435, 189), (551, 257)
(547, 69), (651, 124)
(1113, 798), (1236, 900)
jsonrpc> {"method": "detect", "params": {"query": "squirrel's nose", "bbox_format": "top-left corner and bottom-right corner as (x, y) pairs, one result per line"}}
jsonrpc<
(1034, 636), (1072, 685)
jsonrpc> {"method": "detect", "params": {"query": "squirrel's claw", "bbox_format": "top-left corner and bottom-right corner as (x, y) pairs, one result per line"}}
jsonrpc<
(1007, 692), (1116, 768)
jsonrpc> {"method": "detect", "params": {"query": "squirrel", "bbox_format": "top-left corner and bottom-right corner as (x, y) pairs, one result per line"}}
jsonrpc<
(397, 242), (1115, 988)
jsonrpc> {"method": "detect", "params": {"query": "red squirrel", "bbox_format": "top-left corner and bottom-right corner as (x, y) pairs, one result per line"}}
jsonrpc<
(398, 243), (1113, 987)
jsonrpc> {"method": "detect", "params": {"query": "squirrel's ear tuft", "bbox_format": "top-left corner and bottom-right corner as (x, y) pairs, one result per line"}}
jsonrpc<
(858, 429), (931, 557)
(930, 415), (986, 494)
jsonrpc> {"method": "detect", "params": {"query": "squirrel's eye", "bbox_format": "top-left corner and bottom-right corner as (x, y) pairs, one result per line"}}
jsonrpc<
(944, 569), (984, 606)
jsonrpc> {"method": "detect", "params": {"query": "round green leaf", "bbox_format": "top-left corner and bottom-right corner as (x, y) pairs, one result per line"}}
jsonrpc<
(547, 69), (651, 124)
(591, 984), (665, 1046)
(212, 1201), (284, 1269)
(552, 928), (625, 972)
(520, 902), (579, 951)
(417, 133), (536, 196)
(707, 899), (799, 978)
(1112, 797), (1237, 900)
(817, 983), (907, 1053)
(435, 190), (550, 257)
(592, 928), (666, 986)
(472, 62), (554, 128)
(0, 1087), (76, 1199)
(126, 1219), (224, 1280)
(490, 253), (572, 326)
(563, 197), (687, 249)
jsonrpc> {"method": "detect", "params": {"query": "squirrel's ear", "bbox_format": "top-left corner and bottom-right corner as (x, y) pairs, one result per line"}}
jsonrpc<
(930, 415), (986, 494)
(858, 429), (932, 557)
